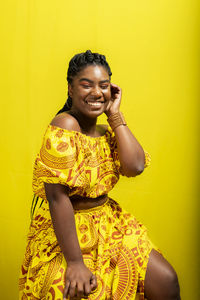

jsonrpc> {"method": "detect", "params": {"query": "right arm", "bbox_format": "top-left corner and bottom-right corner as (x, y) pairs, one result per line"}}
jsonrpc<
(44, 183), (97, 299)
(44, 113), (97, 299)
(45, 182), (83, 264)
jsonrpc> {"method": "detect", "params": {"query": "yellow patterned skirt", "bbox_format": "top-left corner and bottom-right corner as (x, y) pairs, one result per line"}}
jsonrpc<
(19, 195), (162, 300)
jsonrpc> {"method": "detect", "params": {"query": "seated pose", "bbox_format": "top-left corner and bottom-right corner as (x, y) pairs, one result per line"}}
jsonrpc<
(19, 50), (181, 299)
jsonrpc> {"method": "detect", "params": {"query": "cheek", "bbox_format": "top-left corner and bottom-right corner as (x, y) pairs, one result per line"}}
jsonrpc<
(103, 90), (111, 101)
(75, 88), (88, 98)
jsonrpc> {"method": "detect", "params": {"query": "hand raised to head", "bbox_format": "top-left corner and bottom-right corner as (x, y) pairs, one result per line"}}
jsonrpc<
(105, 83), (122, 117)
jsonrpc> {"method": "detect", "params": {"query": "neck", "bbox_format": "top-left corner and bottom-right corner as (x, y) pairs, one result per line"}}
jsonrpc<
(68, 109), (97, 134)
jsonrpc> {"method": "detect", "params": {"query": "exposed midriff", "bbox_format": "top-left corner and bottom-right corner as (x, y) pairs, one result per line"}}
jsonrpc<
(69, 194), (108, 210)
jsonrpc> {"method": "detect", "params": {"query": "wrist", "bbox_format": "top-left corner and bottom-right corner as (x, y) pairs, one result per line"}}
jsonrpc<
(63, 248), (84, 265)
(105, 109), (119, 118)
(67, 258), (84, 266)
(107, 111), (127, 130)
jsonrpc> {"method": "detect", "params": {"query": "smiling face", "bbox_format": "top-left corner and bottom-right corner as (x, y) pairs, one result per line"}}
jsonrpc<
(68, 65), (111, 118)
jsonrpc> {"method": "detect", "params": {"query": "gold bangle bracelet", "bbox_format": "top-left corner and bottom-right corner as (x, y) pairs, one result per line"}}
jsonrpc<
(107, 111), (127, 130)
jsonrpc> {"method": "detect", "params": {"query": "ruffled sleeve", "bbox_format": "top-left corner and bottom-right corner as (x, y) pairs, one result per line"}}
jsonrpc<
(107, 126), (151, 176)
(32, 124), (86, 200)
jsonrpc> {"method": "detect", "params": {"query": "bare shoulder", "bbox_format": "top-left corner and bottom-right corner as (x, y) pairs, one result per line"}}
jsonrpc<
(50, 112), (81, 132)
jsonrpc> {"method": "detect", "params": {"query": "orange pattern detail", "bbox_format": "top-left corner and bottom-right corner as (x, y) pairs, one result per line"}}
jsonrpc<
(19, 123), (155, 299)
(19, 197), (162, 300)
(32, 124), (151, 201)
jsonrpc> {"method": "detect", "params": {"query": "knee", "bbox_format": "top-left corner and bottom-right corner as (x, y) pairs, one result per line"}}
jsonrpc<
(145, 249), (181, 300)
(162, 267), (180, 299)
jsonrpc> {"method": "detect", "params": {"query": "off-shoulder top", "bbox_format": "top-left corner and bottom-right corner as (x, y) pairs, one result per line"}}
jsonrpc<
(32, 124), (151, 200)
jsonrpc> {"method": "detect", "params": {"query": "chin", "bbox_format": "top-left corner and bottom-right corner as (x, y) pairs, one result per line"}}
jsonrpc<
(87, 110), (104, 118)
(83, 106), (106, 117)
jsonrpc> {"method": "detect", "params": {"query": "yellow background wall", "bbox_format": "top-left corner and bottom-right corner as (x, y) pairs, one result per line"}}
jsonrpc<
(0, 1), (199, 299)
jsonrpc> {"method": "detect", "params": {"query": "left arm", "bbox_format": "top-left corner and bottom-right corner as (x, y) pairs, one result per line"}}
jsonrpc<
(112, 122), (146, 177)
(105, 83), (146, 177)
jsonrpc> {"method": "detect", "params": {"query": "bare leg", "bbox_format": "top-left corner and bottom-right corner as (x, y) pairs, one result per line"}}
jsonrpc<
(144, 249), (181, 300)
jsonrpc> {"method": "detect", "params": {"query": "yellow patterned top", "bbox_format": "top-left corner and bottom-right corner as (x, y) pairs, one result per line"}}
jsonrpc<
(32, 124), (151, 200)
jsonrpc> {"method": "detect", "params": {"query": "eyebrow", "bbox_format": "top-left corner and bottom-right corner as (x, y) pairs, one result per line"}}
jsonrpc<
(79, 78), (110, 84)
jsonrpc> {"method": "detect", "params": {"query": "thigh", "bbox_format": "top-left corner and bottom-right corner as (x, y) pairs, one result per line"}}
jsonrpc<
(144, 249), (181, 300)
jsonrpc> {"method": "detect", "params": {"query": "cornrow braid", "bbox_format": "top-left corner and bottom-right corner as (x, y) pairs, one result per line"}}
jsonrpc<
(56, 50), (112, 115)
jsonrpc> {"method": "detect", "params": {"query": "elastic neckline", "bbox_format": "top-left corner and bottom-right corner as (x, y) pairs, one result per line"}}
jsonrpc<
(48, 124), (111, 140)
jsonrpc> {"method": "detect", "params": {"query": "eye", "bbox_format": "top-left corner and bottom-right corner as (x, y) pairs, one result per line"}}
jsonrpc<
(101, 85), (109, 89)
(82, 85), (91, 89)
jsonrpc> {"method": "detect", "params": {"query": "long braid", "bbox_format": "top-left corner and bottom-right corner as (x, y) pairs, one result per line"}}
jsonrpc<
(56, 50), (112, 115)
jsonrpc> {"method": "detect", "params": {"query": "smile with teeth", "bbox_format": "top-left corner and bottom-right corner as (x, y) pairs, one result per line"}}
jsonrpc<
(85, 100), (104, 106)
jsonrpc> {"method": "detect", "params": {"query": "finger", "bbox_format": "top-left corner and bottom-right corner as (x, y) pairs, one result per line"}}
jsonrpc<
(111, 84), (121, 93)
(110, 82), (119, 88)
(110, 83), (120, 91)
(84, 282), (91, 297)
(77, 282), (84, 298)
(111, 90), (121, 103)
(63, 280), (70, 299)
(69, 281), (77, 298)
(90, 275), (97, 290)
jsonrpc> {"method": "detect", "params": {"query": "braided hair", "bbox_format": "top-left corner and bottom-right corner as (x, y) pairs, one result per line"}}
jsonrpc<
(56, 50), (112, 115)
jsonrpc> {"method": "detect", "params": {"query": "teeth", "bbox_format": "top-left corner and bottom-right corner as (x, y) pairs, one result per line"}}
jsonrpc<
(86, 101), (103, 106)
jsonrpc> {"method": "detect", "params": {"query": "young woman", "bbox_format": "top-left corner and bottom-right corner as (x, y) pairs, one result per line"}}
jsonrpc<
(19, 50), (181, 299)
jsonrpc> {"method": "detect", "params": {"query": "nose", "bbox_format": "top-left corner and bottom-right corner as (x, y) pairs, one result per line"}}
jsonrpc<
(91, 86), (102, 98)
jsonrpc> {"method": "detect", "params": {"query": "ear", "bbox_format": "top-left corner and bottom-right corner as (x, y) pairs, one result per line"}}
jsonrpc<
(68, 83), (73, 98)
